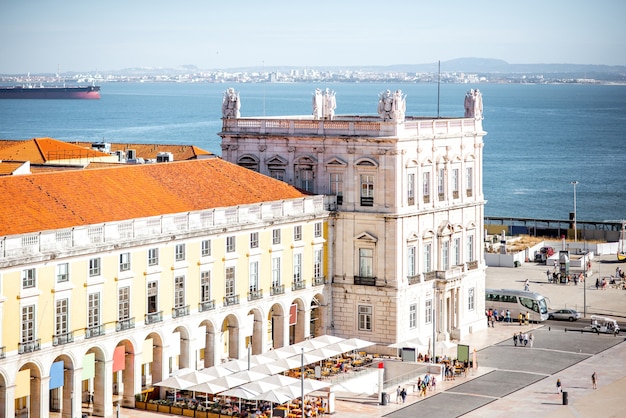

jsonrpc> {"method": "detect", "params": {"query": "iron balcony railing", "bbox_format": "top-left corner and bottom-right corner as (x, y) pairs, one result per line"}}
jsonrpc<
(313, 276), (326, 286)
(85, 325), (104, 339)
(292, 280), (306, 291)
(199, 300), (215, 312)
(223, 295), (240, 307)
(247, 289), (263, 301)
(116, 317), (136, 331)
(18, 339), (41, 354)
(53, 331), (74, 346)
(145, 311), (163, 325)
(172, 305), (190, 318)
(270, 284), (285, 296)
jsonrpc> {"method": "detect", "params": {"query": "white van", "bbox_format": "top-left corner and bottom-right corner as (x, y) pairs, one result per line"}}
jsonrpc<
(590, 315), (620, 335)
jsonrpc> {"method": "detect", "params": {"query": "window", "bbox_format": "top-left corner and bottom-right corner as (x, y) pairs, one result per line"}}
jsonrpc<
(425, 299), (433, 324)
(88, 292), (101, 329)
(468, 287), (475, 311)
(359, 248), (373, 277)
(21, 304), (36, 343)
(466, 234), (475, 262)
(442, 241), (449, 270)
(272, 229), (281, 245)
(407, 246), (416, 278)
(249, 261), (259, 292)
(174, 276), (185, 308)
(293, 226), (302, 241)
(330, 173), (343, 205)
(226, 236), (236, 253)
(299, 169), (314, 192)
(409, 303), (417, 329)
(358, 305), (372, 331)
(314, 222), (322, 238)
(175, 244), (186, 261)
(407, 173), (415, 205)
(147, 281), (158, 314)
(55, 298), (69, 337)
(438, 168), (445, 199)
(22, 268), (36, 289)
(225, 267), (235, 297)
(56, 263), (69, 283)
(452, 168), (459, 197)
(453, 238), (461, 266)
(201, 240), (211, 257)
(148, 248), (159, 266)
(293, 253), (302, 282)
(360, 174), (374, 206)
(250, 233), (259, 249)
(423, 172), (430, 202)
(119, 252), (131, 271)
(118, 286), (130, 320)
(89, 258), (101, 277)
(466, 167), (473, 196)
(423, 243), (432, 273)
(271, 257), (281, 286)
(200, 271), (211, 302)
(270, 170), (285, 181)
(314, 249), (323, 279)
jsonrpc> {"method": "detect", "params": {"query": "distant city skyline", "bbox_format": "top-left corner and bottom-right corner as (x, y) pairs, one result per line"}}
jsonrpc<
(1, 0), (625, 74)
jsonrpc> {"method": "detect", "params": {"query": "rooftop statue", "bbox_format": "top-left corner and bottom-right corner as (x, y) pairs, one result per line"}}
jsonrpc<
(312, 88), (323, 120)
(323, 88), (336, 120)
(464, 89), (483, 119)
(377, 89), (406, 122)
(222, 87), (241, 119)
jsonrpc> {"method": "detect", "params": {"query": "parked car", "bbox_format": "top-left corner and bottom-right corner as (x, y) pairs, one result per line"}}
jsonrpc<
(548, 309), (581, 321)
(590, 315), (620, 334)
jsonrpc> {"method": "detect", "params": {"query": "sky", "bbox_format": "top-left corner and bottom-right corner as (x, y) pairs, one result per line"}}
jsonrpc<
(1, 0), (625, 74)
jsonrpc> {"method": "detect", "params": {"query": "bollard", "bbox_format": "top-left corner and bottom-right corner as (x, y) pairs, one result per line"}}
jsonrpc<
(562, 391), (568, 405)
(381, 391), (387, 405)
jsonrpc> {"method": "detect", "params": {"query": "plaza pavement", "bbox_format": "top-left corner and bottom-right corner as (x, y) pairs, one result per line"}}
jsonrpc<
(104, 254), (626, 418)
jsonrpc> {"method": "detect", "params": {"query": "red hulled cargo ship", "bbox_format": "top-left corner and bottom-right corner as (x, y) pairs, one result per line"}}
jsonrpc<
(0, 84), (101, 99)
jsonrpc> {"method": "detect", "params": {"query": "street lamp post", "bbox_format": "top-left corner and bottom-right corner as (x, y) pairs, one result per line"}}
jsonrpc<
(571, 181), (578, 243)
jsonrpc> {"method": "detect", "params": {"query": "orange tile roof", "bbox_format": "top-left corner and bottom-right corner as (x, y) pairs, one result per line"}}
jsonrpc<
(0, 138), (110, 163)
(0, 161), (26, 175)
(71, 141), (213, 161)
(0, 158), (307, 236)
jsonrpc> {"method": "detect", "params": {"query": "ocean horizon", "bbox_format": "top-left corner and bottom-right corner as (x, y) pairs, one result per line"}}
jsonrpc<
(1, 82), (624, 223)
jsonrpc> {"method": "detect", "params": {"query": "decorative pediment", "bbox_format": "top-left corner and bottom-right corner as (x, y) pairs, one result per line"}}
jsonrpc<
(406, 231), (419, 242)
(237, 154), (259, 164)
(354, 157), (378, 168)
(294, 155), (317, 165)
(265, 154), (288, 166)
(438, 221), (455, 236)
(421, 158), (433, 167)
(353, 232), (378, 243)
(325, 157), (347, 167)
(422, 229), (435, 239)
(466, 221), (477, 230)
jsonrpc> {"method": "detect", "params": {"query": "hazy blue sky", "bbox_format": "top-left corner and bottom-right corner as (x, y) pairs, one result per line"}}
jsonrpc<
(1, 0), (624, 74)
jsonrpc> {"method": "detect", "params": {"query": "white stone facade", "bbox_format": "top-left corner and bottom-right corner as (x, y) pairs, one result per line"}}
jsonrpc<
(220, 97), (488, 354)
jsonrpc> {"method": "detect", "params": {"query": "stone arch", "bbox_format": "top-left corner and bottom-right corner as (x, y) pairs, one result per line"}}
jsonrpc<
(113, 339), (136, 408)
(268, 303), (286, 349)
(289, 298), (307, 345)
(237, 154), (260, 172)
(83, 345), (107, 417)
(144, 332), (164, 398)
(198, 319), (218, 368)
(246, 308), (264, 355)
(354, 157), (378, 168)
(172, 326), (191, 371)
(221, 314), (240, 361)
(49, 353), (76, 418)
(310, 293), (327, 338)
(15, 362), (43, 418)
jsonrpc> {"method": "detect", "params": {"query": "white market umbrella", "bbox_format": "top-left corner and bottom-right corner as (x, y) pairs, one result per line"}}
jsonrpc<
(251, 362), (291, 375)
(293, 339), (328, 351)
(221, 386), (260, 411)
(310, 335), (344, 345)
(211, 369), (267, 391)
(254, 388), (295, 405)
(178, 369), (215, 385)
(308, 346), (343, 360)
(200, 365), (233, 379)
(257, 374), (301, 388)
(154, 374), (195, 402)
(222, 358), (254, 373)
(187, 380), (229, 395)
(293, 378), (330, 393)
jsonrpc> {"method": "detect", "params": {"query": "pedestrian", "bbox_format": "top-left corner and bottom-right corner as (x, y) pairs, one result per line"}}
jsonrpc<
(420, 381), (427, 397)
(525, 311), (530, 325)
(595, 277), (600, 290)
(523, 332), (528, 347)
(518, 312), (523, 326)
(400, 387), (407, 403)
(506, 309), (511, 323)
(529, 333), (534, 348)
(513, 333), (518, 347)
(490, 314), (495, 328)
(592, 372), (597, 389)
(431, 376), (436, 391)
(556, 378), (562, 393)
(396, 385), (401, 403)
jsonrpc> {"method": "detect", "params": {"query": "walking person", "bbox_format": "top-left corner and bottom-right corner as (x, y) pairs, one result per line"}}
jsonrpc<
(400, 387), (407, 403)
(529, 333), (534, 348)
(592, 372), (597, 389)
(513, 332), (518, 347)
(506, 309), (511, 323)
(518, 312), (523, 326)
(556, 378), (562, 393)
(396, 385), (401, 403)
